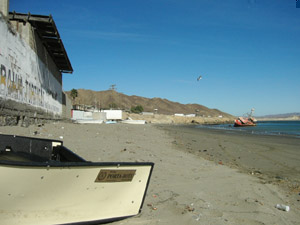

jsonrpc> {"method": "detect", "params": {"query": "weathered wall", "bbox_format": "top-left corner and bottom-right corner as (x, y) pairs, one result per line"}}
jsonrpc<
(0, 0), (9, 17)
(0, 13), (64, 125)
(9, 20), (62, 84)
(62, 92), (72, 119)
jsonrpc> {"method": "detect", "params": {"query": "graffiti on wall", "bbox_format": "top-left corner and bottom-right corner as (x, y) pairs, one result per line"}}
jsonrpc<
(0, 15), (62, 115)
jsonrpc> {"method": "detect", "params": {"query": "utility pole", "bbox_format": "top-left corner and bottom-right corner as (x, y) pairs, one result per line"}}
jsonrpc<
(109, 84), (116, 91)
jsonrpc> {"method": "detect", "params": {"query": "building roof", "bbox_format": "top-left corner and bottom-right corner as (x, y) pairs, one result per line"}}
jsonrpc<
(9, 12), (73, 73)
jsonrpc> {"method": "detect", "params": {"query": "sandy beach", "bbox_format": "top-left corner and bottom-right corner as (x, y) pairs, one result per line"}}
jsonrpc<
(1, 122), (299, 225)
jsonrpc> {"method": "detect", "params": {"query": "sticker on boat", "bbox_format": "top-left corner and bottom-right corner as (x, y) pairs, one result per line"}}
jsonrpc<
(95, 169), (136, 182)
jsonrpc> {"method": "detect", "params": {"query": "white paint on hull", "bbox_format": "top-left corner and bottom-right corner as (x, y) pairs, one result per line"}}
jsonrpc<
(0, 164), (152, 225)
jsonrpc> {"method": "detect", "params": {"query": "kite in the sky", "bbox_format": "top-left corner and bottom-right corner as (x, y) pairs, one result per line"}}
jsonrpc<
(197, 75), (202, 81)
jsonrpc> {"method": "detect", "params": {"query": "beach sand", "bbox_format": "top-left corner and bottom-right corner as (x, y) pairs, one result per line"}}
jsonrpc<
(1, 122), (299, 225)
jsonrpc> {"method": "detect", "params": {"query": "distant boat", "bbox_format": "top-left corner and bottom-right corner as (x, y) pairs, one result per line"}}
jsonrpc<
(105, 120), (117, 124)
(121, 117), (146, 125)
(234, 117), (257, 127)
(75, 119), (104, 124)
(234, 108), (257, 127)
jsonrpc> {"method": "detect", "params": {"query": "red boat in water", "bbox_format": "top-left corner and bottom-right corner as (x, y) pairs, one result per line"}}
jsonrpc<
(234, 117), (257, 127)
(234, 109), (257, 127)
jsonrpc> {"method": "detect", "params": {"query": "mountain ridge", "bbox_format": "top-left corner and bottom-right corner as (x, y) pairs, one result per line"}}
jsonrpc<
(65, 89), (233, 118)
(257, 113), (300, 118)
(257, 113), (300, 120)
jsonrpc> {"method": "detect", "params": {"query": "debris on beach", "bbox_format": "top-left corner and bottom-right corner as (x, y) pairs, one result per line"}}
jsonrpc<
(181, 204), (196, 215)
(185, 205), (195, 212)
(275, 204), (290, 212)
(147, 203), (157, 210)
(250, 170), (262, 175)
(192, 213), (201, 221)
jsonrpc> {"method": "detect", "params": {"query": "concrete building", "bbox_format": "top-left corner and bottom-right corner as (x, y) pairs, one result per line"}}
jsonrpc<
(0, 0), (73, 125)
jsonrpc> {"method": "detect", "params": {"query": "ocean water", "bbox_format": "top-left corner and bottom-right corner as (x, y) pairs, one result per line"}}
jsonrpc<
(196, 120), (300, 138)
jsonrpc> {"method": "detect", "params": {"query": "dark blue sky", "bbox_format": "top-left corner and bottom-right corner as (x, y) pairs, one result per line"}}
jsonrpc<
(9, 0), (300, 116)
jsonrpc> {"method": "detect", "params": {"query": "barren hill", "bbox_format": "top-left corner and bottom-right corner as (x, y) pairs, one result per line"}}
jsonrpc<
(65, 89), (232, 117)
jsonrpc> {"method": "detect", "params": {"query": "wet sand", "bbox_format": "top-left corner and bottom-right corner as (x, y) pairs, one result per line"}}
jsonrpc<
(159, 125), (300, 192)
(1, 122), (300, 225)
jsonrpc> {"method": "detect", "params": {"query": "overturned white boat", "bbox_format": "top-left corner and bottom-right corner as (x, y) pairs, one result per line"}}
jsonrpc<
(74, 119), (104, 124)
(0, 134), (154, 225)
(121, 117), (146, 125)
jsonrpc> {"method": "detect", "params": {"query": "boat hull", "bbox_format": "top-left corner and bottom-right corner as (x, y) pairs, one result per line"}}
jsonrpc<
(234, 117), (256, 127)
(0, 162), (153, 225)
(0, 134), (154, 225)
(74, 119), (104, 124)
(121, 120), (146, 124)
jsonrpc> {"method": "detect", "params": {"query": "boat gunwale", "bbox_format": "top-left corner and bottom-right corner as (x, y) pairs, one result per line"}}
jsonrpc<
(0, 159), (154, 167)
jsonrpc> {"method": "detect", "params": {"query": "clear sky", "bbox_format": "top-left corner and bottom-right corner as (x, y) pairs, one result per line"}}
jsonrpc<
(9, 0), (300, 116)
